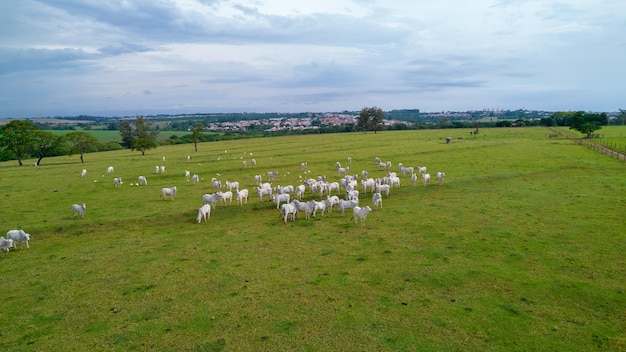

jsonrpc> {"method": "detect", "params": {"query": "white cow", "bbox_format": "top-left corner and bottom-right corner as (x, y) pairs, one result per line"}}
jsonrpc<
(372, 192), (383, 210)
(337, 166), (350, 177)
(138, 176), (148, 185)
(113, 177), (123, 187)
(184, 170), (191, 182)
(376, 183), (391, 197)
(326, 195), (340, 213)
(72, 203), (86, 218)
(412, 173), (418, 186)
(196, 204), (211, 223)
(217, 191), (233, 205)
(203, 193), (220, 207)
(272, 193), (290, 209)
(267, 171), (279, 182)
(256, 186), (273, 202)
(160, 165), (166, 174)
(346, 189), (359, 201)
(236, 189), (249, 206)
(107, 166), (114, 174)
(0, 237), (13, 254)
(292, 200), (315, 219)
(192, 174), (200, 185)
(295, 184), (306, 200)
(423, 173), (431, 186)
(417, 166), (427, 176)
(155, 165), (160, 174)
(280, 202), (298, 224)
(212, 178), (222, 190)
(251, 158), (257, 166)
(161, 186), (177, 200)
(226, 181), (240, 192)
(6, 229), (31, 249)
(254, 174), (262, 185)
(350, 206), (373, 226)
(437, 172), (446, 186)
(81, 169), (87, 177)
(312, 200), (326, 217)
(338, 199), (359, 216)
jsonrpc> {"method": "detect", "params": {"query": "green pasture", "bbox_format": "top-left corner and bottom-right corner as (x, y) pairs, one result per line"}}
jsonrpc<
(1, 128), (624, 351)
(46, 130), (193, 142)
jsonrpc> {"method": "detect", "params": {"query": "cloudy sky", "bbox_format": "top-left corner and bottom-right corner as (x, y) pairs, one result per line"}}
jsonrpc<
(1, 0), (624, 118)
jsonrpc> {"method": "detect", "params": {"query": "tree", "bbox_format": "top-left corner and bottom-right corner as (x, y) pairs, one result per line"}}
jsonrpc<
(31, 131), (62, 166)
(618, 109), (626, 126)
(0, 120), (38, 165)
(191, 122), (204, 152)
(568, 111), (606, 138)
(64, 131), (98, 163)
(131, 116), (158, 155)
(119, 121), (133, 149)
(358, 106), (385, 133)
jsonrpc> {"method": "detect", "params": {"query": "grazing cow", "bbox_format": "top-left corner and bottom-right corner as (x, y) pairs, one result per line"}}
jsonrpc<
(280, 202), (298, 224)
(372, 192), (383, 210)
(236, 189), (249, 206)
(113, 178), (123, 187)
(192, 174), (200, 185)
(251, 158), (256, 166)
(81, 169), (87, 177)
(138, 176), (148, 185)
(107, 166), (114, 174)
(184, 170), (191, 182)
(6, 229), (31, 249)
(436, 172), (446, 186)
(350, 206), (373, 226)
(72, 203), (86, 218)
(196, 204), (211, 223)
(243, 160), (248, 167)
(161, 186), (177, 200)
(422, 173), (431, 186)
(0, 237), (13, 254)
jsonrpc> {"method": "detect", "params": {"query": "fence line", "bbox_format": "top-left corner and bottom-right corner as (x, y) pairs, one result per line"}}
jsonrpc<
(546, 127), (626, 162)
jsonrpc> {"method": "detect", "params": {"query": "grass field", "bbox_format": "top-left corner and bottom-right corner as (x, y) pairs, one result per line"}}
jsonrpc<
(1, 128), (624, 351)
(46, 130), (194, 142)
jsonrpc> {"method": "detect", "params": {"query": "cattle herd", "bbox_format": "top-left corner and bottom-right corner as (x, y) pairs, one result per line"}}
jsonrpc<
(2, 155), (446, 256)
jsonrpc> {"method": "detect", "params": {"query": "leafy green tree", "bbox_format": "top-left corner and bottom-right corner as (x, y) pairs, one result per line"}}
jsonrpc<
(131, 116), (158, 155)
(31, 131), (62, 166)
(64, 131), (99, 163)
(358, 106), (385, 133)
(119, 121), (134, 148)
(191, 122), (204, 152)
(0, 119), (38, 165)
(568, 111), (607, 137)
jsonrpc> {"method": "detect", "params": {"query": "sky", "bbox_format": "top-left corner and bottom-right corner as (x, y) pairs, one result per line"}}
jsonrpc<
(1, 0), (625, 118)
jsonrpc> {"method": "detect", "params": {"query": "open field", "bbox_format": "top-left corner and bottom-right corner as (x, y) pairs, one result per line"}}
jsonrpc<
(46, 130), (195, 143)
(1, 128), (624, 351)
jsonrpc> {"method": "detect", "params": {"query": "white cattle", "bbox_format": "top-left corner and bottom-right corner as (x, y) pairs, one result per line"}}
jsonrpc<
(275, 185), (294, 195)
(161, 186), (177, 200)
(417, 166), (427, 176)
(160, 165), (166, 174)
(254, 174), (262, 185)
(217, 191), (233, 206)
(6, 229), (31, 249)
(81, 169), (87, 177)
(138, 176), (148, 185)
(236, 189), (249, 206)
(192, 174), (200, 185)
(437, 172), (446, 186)
(272, 193), (290, 209)
(225, 181), (240, 192)
(386, 161), (392, 170)
(389, 176), (401, 188)
(325, 195), (340, 213)
(196, 204), (211, 223)
(72, 203), (86, 217)
(113, 177), (123, 187)
(212, 178), (222, 190)
(423, 173), (431, 186)
(346, 189), (359, 201)
(295, 184), (306, 200)
(361, 178), (376, 193)
(372, 192), (383, 210)
(376, 183), (391, 197)
(412, 173), (418, 186)
(256, 186), (273, 202)
(203, 193), (220, 207)
(243, 160), (248, 167)
(374, 157), (381, 164)
(292, 200), (315, 219)
(361, 170), (368, 180)
(300, 162), (308, 169)
(184, 170), (191, 181)
(328, 182), (340, 195)
(338, 199), (359, 216)
(312, 200), (326, 217)
(267, 171), (279, 182)
(337, 166), (350, 177)
(251, 158), (257, 166)
(187, 155), (191, 161)
(347, 157), (352, 164)
(0, 237), (13, 254)
(378, 162), (387, 169)
(162, 156), (166, 162)
(335, 161), (342, 169)
(350, 206), (373, 226)
(155, 165), (160, 174)
(107, 166), (114, 174)
(280, 203), (298, 224)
